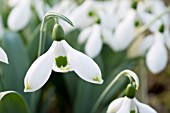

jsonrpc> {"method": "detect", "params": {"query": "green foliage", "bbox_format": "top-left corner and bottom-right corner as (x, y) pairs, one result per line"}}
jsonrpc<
(0, 91), (30, 113)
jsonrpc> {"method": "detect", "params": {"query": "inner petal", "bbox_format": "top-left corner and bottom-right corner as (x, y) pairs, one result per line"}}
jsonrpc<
(52, 41), (73, 72)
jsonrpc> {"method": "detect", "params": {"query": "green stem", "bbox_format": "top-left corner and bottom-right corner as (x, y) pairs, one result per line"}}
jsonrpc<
(90, 70), (136, 113)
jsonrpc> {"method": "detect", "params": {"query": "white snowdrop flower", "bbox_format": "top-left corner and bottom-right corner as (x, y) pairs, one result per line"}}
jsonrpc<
(146, 32), (168, 74)
(113, 9), (136, 51)
(107, 96), (157, 113)
(137, 0), (169, 33)
(8, 0), (47, 31)
(0, 47), (8, 64)
(24, 40), (103, 92)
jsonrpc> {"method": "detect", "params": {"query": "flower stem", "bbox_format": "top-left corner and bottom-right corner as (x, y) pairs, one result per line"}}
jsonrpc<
(90, 70), (138, 113)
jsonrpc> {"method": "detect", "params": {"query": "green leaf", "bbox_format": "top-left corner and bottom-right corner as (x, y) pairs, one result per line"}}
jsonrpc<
(0, 91), (30, 113)
(2, 31), (31, 102)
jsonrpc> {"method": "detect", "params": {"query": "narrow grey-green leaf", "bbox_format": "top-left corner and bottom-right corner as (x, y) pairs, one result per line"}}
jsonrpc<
(0, 91), (30, 113)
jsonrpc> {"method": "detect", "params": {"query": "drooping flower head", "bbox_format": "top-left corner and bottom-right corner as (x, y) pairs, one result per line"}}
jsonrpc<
(24, 13), (103, 92)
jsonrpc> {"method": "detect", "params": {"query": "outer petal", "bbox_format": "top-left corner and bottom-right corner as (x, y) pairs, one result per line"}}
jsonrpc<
(52, 41), (73, 73)
(85, 24), (103, 58)
(107, 98), (124, 113)
(113, 9), (136, 51)
(134, 98), (157, 113)
(78, 26), (92, 44)
(34, 0), (46, 20)
(102, 28), (115, 51)
(8, 0), (20, 7)
(117, 97), (137, 113)
(61, 40), (103, 84)
(139, 34), (154, 55)
(24, 42), (57, 92)
(146, 33), (168, 74)
(69, 0), (95, 29)
(0, 47), (8, 64)
(8, 0), (31, 31)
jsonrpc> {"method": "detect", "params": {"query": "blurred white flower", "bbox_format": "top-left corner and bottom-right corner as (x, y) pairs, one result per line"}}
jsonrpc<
(140, 32), (168, 74)
(0, 47), (8, 64)
(77, 1), (119, 58)
(137, 0), (170, 32)
(107, 96), (157, 113)
(113, 9), (137, 51)
(8, 0), (47, 31)
(24, 40), (103, 92)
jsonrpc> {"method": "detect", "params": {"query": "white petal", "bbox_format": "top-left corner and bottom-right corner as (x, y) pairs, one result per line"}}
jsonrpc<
(107, 98), (124, 113)
(163, 30), (170, 50)
(146, 33), (168, 74)
(85, 24), (103, 58)
(24, 41), (57, 92)
(117, 97), (137, 113)
(102, 28), (115, 51)
(140, 34), (154, 55)
(61, 40), (103, 84)
(8, 0), (20, 7)
(52, 41), (73, 73)
(98, 10), (118, 30)
(113, 9), (136, 51)
(69, 0), (95, 29)
(134, 98), (157, 113)
(138, 11), (161, 33)
(0, 47), (8, 64)
(34, 0), (45, 20)
(78, 26), (92, 44)
(8, 0), (31, 31)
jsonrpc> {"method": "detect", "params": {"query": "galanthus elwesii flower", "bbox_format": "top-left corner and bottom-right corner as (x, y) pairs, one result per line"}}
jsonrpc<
(137, 0), (170, 33)
(8, 0), (47, 31)
(140, 32), (168, 74)
(107, 96), (157, 113)
(24, 40), (103, 92)
(0, 47), (8, 64)
(77, 1), (118, 58)
(112, 9), (137, 51)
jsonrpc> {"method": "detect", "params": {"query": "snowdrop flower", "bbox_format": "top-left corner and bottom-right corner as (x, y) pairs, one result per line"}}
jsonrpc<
(107, 83), (157, 113)
(140, 32), (168, 74)
(77, 1), (118, 58)
(8, 0), (47, 31)
(112, 9), (137, 51)
(107, 96), (157, 113)
(24, 40), (103, 92)
(137, 0), (170, 32)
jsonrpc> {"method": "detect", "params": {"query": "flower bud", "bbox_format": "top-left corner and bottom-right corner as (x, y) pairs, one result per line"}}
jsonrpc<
(52, 24), (65, 41)
(125, 84), (136, 99)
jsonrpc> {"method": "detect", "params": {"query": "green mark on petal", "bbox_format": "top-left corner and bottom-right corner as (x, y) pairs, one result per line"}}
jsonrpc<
(130, 110), (135, 113)
(92, 76), (103, 83)
(25, 81), (31, 90)
(55, 56), (68, 68)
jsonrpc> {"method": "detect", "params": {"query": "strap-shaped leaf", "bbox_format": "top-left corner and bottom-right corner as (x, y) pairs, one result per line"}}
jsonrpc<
(0, 91), (30, 113)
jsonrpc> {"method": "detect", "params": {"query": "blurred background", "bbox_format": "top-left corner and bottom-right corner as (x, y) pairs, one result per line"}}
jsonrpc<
(0, 0), (170, 113)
